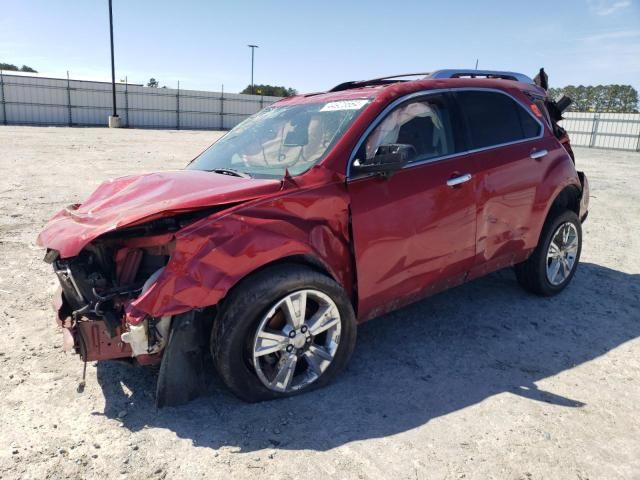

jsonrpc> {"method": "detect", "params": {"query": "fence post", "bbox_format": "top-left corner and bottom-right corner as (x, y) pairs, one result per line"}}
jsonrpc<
(176, 80), (180, 130)
(636, 129), (640, 152)
(0, 70), (6, 125)
(260, 94), (264, 110)
(124, 76), (129, 127)
(66, 71), (72, 126)
(220, 84), (224, 130)
(589, 114), (600, 148)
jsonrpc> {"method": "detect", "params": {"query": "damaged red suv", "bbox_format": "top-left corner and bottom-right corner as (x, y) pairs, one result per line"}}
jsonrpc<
(38, 69), (589, 406)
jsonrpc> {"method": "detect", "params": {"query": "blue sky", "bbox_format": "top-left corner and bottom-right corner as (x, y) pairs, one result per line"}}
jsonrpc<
(1, 0), (639, 93)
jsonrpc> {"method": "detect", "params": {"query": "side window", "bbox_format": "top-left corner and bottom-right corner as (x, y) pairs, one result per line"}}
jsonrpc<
(359, 94), (459, 164)
(520, 102), (544, 137)
(455, 91), (542, 149)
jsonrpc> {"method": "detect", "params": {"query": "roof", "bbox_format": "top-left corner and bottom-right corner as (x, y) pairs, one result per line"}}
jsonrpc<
(275, 71), (546, 107)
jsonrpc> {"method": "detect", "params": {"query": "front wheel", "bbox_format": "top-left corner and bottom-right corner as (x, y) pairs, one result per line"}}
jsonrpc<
(211, 264), (357, 402)
(515, 210), (582, 296)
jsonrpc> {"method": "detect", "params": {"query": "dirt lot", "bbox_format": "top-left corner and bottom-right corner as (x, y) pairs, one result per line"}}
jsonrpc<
(0, 126), (638, 480)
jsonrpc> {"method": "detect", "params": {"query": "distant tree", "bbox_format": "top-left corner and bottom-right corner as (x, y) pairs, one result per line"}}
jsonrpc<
(240, 84), (297, 97)
(147, 78), (159, 88)
(0, 62), (38, 73)
(548, 84), (638, 113)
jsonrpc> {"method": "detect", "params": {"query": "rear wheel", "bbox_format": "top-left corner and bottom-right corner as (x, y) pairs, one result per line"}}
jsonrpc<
(211, 264), (357, 402)
(515, 210), (582, 296)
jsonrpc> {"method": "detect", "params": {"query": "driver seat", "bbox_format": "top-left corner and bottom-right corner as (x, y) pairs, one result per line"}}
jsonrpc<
(396, 116), (435, 157)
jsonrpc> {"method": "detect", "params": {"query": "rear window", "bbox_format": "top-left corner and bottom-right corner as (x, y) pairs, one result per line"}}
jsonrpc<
(455, 91), (542, 150)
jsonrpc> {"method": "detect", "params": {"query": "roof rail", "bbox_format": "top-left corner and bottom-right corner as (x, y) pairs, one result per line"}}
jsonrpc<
(328, 73), (432, 92)
(426, 69), (534, 84)
(328, 69), (534, 93)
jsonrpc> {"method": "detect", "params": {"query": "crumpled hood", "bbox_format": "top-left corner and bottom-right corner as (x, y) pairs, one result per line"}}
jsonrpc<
(37, 169), (281, 258)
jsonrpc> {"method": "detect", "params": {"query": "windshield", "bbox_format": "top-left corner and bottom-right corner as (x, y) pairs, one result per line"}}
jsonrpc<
(187, 99), (371, 178)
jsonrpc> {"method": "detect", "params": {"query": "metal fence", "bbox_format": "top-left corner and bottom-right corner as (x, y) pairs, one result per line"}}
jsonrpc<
(560, 112), (640, 151)
(0, 73), (281, 130)
(2, 73), (639, 151)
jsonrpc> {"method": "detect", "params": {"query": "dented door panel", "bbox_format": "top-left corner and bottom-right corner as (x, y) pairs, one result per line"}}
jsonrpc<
(348, 156), (478, 321)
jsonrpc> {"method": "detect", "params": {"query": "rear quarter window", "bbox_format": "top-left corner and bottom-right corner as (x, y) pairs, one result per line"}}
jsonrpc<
(533, 99), (552, 128)
(455, 90), (542, 150)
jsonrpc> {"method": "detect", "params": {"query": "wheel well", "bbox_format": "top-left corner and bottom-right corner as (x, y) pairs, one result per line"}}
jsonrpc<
(548, 185), (580, 219)
(257, 254), (337, 281)
(218, 254), (345, 308)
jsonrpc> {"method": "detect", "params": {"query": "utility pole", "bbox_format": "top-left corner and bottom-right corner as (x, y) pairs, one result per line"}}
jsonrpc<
(248, 44), (259, 94)
(108, 0), (120, 127)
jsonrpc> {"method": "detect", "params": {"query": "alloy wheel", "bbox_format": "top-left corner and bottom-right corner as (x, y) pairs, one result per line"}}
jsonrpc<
(251, 289), (341, 393)
(546, 221), (579, 286)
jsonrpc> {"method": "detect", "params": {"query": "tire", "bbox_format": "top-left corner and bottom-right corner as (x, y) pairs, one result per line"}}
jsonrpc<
(515, 210), (582, 296)
(210, 263), (357, 402)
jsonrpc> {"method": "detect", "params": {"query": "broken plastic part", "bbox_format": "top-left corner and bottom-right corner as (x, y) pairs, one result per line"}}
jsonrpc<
(156, 311), (210, 407)
(120, 322), (149, 356)
(121, 316), (171, 356)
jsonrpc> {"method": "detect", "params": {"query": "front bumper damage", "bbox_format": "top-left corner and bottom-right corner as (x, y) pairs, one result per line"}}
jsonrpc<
(48, 227), (214, 406)
(49, 235), (174, 365)
(54, 283), (211, 405)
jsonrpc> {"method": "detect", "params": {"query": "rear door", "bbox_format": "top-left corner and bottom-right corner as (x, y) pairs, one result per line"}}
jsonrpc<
(347, 92), (478, 320)
(452, 89), (548, 278)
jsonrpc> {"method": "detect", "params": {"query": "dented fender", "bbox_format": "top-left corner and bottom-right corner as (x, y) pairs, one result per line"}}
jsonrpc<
(127, 182), (353, 323)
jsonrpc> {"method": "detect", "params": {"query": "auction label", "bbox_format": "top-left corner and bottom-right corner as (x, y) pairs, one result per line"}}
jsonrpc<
(320, 99), (370, 112)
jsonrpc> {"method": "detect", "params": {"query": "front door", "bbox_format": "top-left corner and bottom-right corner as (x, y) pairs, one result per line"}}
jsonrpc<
(347, 92), (478, 320)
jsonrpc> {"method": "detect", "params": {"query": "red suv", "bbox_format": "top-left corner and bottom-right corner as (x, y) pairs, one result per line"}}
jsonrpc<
(38, 69), (589, 406)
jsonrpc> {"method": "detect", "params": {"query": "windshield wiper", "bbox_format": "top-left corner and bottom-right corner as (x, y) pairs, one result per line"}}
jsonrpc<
(210, 168), (252, 178)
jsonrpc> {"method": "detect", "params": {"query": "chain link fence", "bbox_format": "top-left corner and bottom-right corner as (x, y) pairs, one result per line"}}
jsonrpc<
(0, 73), (281, 130)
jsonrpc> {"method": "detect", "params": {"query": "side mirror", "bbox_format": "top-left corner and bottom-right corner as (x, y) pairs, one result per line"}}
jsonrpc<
(352, 144), (415, 176)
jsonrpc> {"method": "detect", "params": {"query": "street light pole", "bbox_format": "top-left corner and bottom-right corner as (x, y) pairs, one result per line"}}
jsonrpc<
(248, 44), (258, 94)
(108, 0), (120, 127)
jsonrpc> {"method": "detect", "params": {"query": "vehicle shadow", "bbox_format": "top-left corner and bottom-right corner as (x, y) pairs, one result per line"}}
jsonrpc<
(96, 262), (639, 452)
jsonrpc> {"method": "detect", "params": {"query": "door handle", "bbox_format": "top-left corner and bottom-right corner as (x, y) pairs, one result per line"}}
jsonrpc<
(530, 149), (548, 160)
(446, 173), (472, 187)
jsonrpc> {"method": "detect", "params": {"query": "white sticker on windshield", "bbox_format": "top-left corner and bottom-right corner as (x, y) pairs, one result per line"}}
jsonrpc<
(320, 99), (369, 112)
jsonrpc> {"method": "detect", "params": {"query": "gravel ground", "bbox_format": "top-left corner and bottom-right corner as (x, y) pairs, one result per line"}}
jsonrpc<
(0, 126), (638, 480)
